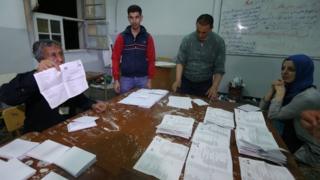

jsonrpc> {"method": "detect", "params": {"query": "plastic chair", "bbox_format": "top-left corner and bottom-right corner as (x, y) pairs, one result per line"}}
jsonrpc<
(2, 106), (25, 136)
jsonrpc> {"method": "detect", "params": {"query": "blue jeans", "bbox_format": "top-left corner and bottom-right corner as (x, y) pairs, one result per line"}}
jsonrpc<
(120, 76), (148, 94)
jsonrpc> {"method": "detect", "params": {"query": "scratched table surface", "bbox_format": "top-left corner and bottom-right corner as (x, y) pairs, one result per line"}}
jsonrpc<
(16, 92), (303, 180)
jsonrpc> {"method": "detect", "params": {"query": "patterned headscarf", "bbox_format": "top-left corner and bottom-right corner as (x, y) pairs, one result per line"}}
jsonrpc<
(282, 54), (314, 105)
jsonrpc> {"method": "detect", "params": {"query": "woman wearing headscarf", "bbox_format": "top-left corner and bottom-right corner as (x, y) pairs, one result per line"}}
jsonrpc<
(260, 54), (320, 171)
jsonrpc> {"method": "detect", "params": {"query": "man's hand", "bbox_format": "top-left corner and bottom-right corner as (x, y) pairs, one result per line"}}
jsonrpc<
(301, 110), (320, 141)
(206, 85), (218, 100)
(37, 59), (60, 72)
(91, 101), (106, 113)
(172, 80), (181, 93)
(113, 80), (120, 93)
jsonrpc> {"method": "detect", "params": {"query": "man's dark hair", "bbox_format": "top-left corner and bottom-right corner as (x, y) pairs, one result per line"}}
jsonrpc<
(127, 5), (142, 15)
(196, 14), (214, 28)
(32, 39), (62, 62)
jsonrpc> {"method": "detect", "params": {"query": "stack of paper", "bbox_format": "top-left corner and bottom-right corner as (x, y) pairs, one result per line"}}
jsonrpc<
(203, 107), (235, 129)
(26, 139), (70, 163)
(54, 146), (96, 177)
(34, 60), (88, 109)
(0, 138), (39, 159)
(234, 109), (267, 129)
(236, 126), (286, 164)
(184, 143), (233, 180)
(237, 104), (261, 112)
(192, 123), (231, 147)
(119, 89), (168, 108)
(134, 136), (189, 180)
(239, 157), (294, 180)
(0, 158), (36, 180)
(156, 114), (195, 139)
(167, 96), (193, 109)
(67, 116), (99, 132)
(192, 99), (209, 106)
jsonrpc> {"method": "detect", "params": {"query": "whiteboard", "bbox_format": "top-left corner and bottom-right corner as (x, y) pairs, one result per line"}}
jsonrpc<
(218, 0), (320, 58)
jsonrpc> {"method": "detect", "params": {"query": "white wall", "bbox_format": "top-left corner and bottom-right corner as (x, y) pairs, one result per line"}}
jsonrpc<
(106, 0), (320, 97)
(0, 0), (26, 29)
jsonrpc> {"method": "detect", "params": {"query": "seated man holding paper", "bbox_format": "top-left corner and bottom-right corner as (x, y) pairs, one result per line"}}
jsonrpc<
(0, 40), (106, 133)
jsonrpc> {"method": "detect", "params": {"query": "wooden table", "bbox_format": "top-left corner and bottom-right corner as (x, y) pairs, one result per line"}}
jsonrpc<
(19, 92), (304, 179)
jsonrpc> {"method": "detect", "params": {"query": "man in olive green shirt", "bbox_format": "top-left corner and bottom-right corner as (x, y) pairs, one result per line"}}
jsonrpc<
(172, 14), (226, 100)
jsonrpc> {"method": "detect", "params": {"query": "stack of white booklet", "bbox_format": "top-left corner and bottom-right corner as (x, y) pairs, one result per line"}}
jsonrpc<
(236, 126), (286, 164)
(67, 116), (99, 132)
(239, 157), (294, 180)
(237, 104), (261, 112)
(34, 60), (88, 109)
(203, 107), (235, 129)
(26, 139), (96, 177)
(134, 136), (189, 180)
(0, 158), (36, 180)
(192, 123), (231, 147)
(184, 142), (233, 180)
(119, 89), (168, 108)
(54, 146), (96, 177)
(167, 96), (193, 109)
(0, 138), (39, 159)
(156, 114), (195, 139)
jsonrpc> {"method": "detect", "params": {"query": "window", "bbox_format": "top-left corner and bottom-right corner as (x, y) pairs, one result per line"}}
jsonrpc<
(31, 0), (108, 50)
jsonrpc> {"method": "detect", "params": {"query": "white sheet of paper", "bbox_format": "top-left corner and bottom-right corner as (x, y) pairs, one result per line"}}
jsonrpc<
(41, 171), (68, 180)
(67, 121), (97, 132)
(203, 107), (235, 129)
(26, 139), (70, 163)
(192, 123), (231, 147)
(184, 143), (233, 180)
(167, 96), (193, 109)
(237, 104), (261, 112)
(0, 158), (36, 180)
(156, 114), (195, 139)
(234, 109), (267, 129)
(192, 99), (209, 106)
(134, 136), (189, 180)
(72, 116), (99, 123)
(34, 60), (88, 109)
(0, 139), (39, 159)
(239, 157), (294, 180)
(119, 89), (168, 108)
(54, 146), (96, 177)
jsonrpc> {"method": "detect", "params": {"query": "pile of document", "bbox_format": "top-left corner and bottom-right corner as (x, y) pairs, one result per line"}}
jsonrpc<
(235, 109), (286, 164)
(26, 139), (96, 177)
(119, 89), (168, 108)
(167, 96), (193, 109)
(156, 114), (195, 139)
(67, 116), (99, 132)
(0, 138), (96, 178)
(192, 123), (231, 147)
(203, 107), (235, 129)
(134, 136), (189, 180)
(34, 60), (88, 109)
(239, 157), (294, 180)
(184, 143), (233, 180)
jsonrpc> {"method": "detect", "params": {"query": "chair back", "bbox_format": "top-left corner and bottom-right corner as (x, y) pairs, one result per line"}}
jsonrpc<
(2, 106), (25, 133)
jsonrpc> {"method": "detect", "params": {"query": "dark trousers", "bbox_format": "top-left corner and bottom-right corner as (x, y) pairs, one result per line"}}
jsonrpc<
(179, 76), (212, 97)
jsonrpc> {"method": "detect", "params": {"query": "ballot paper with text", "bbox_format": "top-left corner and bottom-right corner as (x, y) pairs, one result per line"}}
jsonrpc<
(184, 142), (233, 180)
(203, 107), (235, 129)
(239, 157), (294, 180)
(192, 123), (231, 147)
(156, 114), (195, 139)
(133, 136), (189, 180)
(34, 60), (88, 109)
